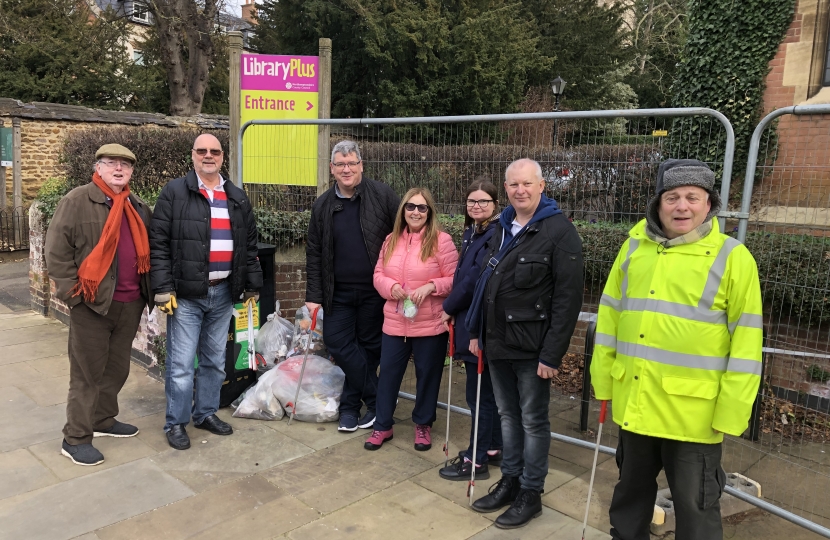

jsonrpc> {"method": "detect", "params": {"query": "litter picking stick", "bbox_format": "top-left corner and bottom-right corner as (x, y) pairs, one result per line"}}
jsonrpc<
(467, 349), (484, 505)
(581, 400), (608, 540)
(442, 322), (455, 468)
(287, 307), (319, 426)
(247, 301), (257, 371)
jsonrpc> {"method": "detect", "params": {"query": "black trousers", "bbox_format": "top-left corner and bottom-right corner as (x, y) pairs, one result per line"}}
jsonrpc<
(609, 429), (726, 540)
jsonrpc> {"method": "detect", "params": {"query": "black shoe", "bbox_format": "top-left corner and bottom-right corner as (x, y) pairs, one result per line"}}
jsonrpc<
(495, 488), (543, 529)
(486, 448), (503, 463)
(458, 448), (502, 464)
(471, 475), (521, 513)
(439, 456), (490, 481)
(61, 440), (104, 466)
(338, 414), (358, 432)
(94, 420), (139, 438)
(357, 410), (376, 429)
(194, 414), (233, 436)
(166, 425), (191, 450)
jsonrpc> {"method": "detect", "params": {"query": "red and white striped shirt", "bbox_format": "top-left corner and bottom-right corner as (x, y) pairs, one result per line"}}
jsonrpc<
(197, 175), (233, 281)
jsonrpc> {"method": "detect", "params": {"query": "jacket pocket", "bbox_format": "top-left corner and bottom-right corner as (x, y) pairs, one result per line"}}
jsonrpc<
(503, 308), (548, 352)
(513, 254), (550, 289)
(610, 360), (626, 381)
(661, 377), (719, 400)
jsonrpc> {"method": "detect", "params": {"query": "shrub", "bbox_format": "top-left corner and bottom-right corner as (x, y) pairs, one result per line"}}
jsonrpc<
(61, 126), (230, 192)
(35, 177), (70, 227)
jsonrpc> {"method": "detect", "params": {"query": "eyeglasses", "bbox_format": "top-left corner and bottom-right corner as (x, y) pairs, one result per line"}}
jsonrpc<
(466, 199), (493, 208)
(332, 161), (361, 170)
(404, 203), (429, 213)
(98, 159), (134, 170)
(193, 148), (223, 156)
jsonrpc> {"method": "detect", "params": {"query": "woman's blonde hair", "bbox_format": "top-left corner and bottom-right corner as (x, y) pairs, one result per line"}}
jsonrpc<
(383, 187), (441, 264)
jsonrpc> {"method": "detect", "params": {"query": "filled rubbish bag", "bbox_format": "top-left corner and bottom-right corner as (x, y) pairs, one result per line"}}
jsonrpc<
(254, 301), (295, 371)
(288, 306), (327, 358)
(272, 355), (344, 423)
(231, 368), (285, 421)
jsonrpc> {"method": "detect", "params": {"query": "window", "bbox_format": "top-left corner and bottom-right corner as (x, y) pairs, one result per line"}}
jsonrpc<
(132, 3), (149, 23)
(133, 50), (144, 66)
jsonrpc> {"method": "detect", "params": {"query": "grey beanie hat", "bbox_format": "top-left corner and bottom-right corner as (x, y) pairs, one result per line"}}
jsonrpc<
(646, 158), (721, 233)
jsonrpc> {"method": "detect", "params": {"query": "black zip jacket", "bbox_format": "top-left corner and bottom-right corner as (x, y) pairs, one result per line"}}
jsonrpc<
(472, 213), (584, 367)
(305, 178), (399, 314)
(149, 170), (263, 300)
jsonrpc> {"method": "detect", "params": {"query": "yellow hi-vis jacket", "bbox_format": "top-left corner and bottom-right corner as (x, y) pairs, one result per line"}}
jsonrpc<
(590, 219), (763, 444)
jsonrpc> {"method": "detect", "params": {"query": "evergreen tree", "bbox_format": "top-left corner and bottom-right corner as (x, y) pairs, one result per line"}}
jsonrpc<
(251, 0), (547, 118)
(524, 0), (635, 111)
(0, 0), (134, 108)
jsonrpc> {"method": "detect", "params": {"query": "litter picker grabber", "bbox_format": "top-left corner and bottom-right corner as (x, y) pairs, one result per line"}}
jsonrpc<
(442, 322), (455, 468)
(247, 301), (257, 371)
(581, 400), (608, 540)
(287, 306), (320, 426)
(467, 348), (484, 505)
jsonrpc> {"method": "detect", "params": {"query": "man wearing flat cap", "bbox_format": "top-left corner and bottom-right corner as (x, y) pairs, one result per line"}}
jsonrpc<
(591, 159), (763, 540)
(46, 144), (152, 466)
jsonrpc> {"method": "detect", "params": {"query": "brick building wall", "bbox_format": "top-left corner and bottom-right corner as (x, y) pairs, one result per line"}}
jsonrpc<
(758, 0), (830, 212)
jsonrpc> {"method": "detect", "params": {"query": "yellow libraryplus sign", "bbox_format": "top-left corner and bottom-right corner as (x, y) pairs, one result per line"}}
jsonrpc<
(652, 130), (668, 137)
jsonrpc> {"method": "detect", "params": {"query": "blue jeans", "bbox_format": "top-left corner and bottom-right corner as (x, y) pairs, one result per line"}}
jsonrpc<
(323, 287), (384, 417)
(164, 281), (233, 432)
(462, 360), (503, 465)
(375, 332), (448, 432)
(489, 358), (551, 491)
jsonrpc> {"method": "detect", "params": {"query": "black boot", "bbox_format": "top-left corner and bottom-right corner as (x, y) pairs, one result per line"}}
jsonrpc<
(495, 488), (543, 529)
(471, 475), (520, 513)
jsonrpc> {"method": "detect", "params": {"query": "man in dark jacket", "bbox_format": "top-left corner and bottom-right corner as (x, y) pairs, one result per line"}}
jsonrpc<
(305, 140), (399, 432)
(46, 143), (152, 466)
(467, 158), (584, 528)
(150, 133), (262, 451)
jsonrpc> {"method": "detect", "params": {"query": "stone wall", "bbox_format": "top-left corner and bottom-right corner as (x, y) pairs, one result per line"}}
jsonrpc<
(0, 99), (229, 204)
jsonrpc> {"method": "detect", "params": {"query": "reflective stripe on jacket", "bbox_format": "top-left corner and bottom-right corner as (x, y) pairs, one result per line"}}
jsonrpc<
(590, 219), (763, 443)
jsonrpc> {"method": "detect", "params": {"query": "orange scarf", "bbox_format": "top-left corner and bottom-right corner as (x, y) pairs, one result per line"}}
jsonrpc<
(72, 172), (150, 302)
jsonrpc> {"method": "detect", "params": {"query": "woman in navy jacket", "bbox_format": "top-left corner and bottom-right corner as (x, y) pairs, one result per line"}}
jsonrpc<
(439, 180), (503, 481)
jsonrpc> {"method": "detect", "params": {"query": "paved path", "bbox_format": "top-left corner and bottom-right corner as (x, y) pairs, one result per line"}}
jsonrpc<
(0, 257), (822, 539)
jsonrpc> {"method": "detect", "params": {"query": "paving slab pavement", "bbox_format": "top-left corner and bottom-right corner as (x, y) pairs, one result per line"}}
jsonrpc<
(0, 258), (825, 540)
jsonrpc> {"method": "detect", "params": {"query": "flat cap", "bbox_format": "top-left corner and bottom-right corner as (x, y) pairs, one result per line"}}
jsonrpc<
(95, 143), (136, 163)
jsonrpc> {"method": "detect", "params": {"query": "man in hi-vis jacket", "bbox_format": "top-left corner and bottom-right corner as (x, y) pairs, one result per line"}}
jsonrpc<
(591, 159), (763, 540)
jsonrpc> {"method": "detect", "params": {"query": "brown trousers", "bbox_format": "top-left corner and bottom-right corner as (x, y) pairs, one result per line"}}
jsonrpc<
(64, 299), (145, 445)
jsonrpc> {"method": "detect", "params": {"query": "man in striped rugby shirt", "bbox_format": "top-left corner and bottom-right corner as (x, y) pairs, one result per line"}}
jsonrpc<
(150, 133), (263, 451)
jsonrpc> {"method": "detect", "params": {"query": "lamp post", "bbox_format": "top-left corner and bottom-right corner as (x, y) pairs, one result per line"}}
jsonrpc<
(551, 76), (566, 148)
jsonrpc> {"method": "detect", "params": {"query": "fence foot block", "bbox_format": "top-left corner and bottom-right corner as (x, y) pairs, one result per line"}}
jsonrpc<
(650, 472), (761, 535)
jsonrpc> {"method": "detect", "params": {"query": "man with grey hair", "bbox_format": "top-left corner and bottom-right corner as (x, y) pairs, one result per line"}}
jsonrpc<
(467, 158), (583, 528)
(305, 140), (399, 432)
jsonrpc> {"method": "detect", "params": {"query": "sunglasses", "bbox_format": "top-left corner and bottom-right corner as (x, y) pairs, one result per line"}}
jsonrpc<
(193, 148), (223, 156)
(404, 203), (429, 213)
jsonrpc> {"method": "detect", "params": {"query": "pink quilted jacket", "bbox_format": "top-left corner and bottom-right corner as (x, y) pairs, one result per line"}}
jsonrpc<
(374, 228), (459, 337)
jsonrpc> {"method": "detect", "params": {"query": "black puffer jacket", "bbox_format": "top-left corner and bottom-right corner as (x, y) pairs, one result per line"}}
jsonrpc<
(149, 171), (263, 300)
(306, 178), (399, 313)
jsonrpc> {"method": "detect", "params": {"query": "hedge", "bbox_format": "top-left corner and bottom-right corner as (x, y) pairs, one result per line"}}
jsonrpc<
(61, 126), (230, 201)
(252, 208), (830, 327)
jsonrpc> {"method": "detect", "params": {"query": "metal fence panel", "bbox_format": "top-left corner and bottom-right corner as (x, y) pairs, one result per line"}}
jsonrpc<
(0, 206), (29, 252)
(239, 108), (752, 530)
(726, 104), (830, 533)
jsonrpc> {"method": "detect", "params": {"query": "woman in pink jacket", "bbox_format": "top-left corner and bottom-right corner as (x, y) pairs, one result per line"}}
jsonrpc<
(365, 187), (458, 451)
